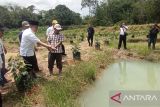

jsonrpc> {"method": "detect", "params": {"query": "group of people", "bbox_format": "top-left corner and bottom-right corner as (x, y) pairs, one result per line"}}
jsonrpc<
(20, 20), (65, 78)
(87, 23), (160, 50)
(0, 21), (159, 85)
(0, 19), (66, 106)
(118, 23), (160, 50)
(0, 20), (160, 104)
(86, 23), (129, 49)
(0, 19), (65, 89)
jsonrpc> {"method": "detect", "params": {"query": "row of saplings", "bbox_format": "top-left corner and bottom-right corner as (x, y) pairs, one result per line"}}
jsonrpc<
(6, 37), (110, 93)
(70, 36), (110, 60)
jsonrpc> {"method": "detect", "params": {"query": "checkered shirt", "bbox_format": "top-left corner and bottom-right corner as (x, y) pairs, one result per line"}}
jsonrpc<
(47, 30), (64, 53)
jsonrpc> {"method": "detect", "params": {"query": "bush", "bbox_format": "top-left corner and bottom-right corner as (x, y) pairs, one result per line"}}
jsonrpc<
(8, 56), (34, 92)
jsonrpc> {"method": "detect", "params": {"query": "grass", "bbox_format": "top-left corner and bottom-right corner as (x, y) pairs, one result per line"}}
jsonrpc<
(3, 46), (113, 107)
(41, 49), (113, 107)
(3, 24), (160, 106)
(128, 43), (151, 56)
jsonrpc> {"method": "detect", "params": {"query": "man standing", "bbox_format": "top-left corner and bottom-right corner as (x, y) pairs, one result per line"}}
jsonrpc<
(87, 24), (95, 46)
(19, 21), (40, 72)
(47, 24), (64, 76)
(46, 20), (58, 37)
(0, 26), (8, 86)
(46, 20), (66, 55)
(118, 23), (128, 49)
(20, 21), (54, 78)
(148, 24), (160, 49)
(18, 21), (30, 43)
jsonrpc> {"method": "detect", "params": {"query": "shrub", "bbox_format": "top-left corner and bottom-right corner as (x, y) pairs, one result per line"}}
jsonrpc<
(8, 56), (34, 92)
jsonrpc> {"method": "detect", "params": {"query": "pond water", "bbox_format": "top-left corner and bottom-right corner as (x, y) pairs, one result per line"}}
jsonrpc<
(79, 60), (160, 107)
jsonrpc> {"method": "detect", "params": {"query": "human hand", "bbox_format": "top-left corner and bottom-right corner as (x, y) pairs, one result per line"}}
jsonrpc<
(47, 45), (56, 51)
(51, 46), (56, 51)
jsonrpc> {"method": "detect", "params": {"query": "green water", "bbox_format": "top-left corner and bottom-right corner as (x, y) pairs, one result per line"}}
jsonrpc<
(79, 60), (160, 107)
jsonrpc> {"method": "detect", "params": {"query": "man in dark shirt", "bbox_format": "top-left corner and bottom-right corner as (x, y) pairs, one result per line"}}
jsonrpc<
(18, 21), (30, 43)
(148, 24), (160, 49)
(87, 24), (95, 46)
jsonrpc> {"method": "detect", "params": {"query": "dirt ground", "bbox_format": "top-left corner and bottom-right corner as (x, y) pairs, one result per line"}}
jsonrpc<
(1, 40), (95, 94)
(1, 40), (147, 97)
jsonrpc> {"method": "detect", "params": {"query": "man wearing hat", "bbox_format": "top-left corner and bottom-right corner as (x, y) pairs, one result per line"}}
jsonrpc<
(19, 21), (40, 72)
(20, 21), (54, 78)
(46, 20), (66, 56)
(18, 21), (30, 43)
(46, 20), (58, 38)
(47, 24), (64, 76)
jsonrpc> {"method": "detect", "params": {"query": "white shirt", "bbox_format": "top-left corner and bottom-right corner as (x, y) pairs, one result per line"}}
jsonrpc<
(0, 38), (4, 54)
(46, 26), (53, 37)
(0, 39), (3, 68)
(120, 26), (128, 35)
(20, 28), (40, 56)
(0, 54), (3, 68)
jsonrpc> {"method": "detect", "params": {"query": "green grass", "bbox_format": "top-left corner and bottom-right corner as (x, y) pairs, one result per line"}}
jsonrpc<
(42, 49), (113, 107)
(127, 43), (151, 56)
(3, 46), (113, 107)
(3, 24), (160, 106)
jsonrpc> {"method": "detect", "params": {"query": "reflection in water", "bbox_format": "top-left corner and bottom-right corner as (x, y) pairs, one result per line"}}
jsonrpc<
(79, 60), (160, 107)
(119, 61), (127, 85)
(147, 64), (157, 88)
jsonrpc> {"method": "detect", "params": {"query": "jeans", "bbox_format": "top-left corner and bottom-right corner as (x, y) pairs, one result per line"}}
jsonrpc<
(148, 38), (156, 49)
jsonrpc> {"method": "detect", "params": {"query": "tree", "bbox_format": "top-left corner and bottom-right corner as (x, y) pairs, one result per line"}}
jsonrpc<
(90, 0), (160, 26)
(54, 5), (82, 25)
(0, 6), (11, 27)
(27, 5), (35, 13)
(81, 0), (98, 16)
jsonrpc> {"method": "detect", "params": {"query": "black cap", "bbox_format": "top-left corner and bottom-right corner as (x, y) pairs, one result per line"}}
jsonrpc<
(29, 20), (39, 26)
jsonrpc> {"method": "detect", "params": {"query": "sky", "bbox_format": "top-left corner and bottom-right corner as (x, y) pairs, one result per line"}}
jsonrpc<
(0, 0), (89, 16)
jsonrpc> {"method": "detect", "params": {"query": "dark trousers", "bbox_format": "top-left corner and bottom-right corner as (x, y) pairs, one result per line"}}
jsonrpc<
(48, 52), (62, 74)
(33, 54), (39, 72)
(87, 36), (93, 46)
(118, 35), (127, 49)
(61, 44), (66, 55)
(0, 54), (7, 86)
(148, 38), (156, 49)
(22, 55), (39, 78)
(0, 93), (2, 107)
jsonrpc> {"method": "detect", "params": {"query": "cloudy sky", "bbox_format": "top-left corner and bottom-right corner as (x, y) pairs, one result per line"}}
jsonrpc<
(0, 0), (89, 16)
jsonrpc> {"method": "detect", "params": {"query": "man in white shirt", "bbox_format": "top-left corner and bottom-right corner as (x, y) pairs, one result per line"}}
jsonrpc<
(46, 20), (58, 38)
(118, 23), (128, 49)
(19, 21), (40, 72)
(20, 21), (54, 78)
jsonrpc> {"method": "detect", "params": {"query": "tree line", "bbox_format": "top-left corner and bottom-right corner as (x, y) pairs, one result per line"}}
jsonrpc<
(90, 0), (160, 26)
(0, 4), (82, 28)
(1, 0), (160, 28)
